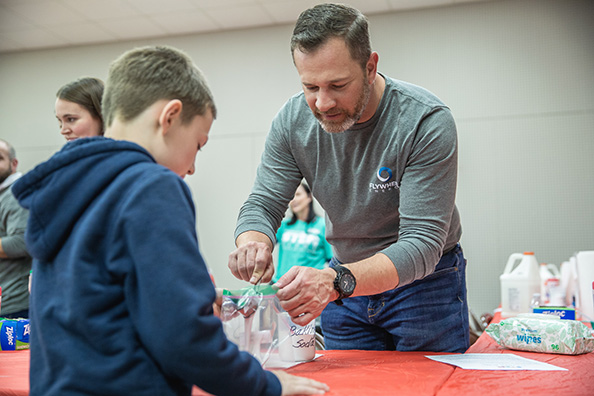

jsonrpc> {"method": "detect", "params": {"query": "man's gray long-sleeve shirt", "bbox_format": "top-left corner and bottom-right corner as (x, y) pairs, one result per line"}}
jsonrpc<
(0, 172), (32, 314)
(235, 75), (462, 287)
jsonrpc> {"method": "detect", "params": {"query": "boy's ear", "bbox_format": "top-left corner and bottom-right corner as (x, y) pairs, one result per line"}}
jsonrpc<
(158, 99), (183, 135)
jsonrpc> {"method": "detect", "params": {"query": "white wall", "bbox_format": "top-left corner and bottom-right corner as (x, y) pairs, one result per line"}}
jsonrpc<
(1, 0), (592, 316)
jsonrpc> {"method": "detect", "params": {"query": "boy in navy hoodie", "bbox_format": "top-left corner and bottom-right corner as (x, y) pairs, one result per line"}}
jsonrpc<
(13, 46), (328, 396)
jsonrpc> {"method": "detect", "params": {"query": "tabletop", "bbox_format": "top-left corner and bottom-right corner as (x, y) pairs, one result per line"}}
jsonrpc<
(2, 316), (593, 396)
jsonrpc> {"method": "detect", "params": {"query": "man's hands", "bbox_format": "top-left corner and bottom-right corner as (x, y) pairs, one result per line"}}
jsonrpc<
(229, 232), (399, 326)
(275, 267), (336, 326)
(228, 231), (335, 325)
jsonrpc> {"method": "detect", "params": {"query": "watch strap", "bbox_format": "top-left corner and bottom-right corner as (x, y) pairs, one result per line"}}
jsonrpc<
(331, 264), (355, 305)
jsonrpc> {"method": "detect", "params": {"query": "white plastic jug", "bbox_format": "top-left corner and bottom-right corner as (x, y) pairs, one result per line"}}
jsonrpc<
(539, 263), (563, 306)
(575, 251), (594, 322)
(500, 252), (540, 318)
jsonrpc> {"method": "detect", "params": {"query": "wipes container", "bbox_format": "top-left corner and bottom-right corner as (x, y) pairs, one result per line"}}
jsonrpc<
(486, 314), (594, 355)
(500, 252), (540, 318)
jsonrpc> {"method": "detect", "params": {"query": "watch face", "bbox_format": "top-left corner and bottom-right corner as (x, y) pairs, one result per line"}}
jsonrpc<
(341, 274), (356, 294)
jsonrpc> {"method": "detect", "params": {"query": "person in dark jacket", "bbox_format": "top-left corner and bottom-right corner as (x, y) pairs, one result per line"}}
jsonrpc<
(13, 45), (328, 396)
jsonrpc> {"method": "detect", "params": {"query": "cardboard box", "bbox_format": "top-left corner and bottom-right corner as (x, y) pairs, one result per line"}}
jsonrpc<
(532, 306), (576, 320)
(0, 318), (30, 351)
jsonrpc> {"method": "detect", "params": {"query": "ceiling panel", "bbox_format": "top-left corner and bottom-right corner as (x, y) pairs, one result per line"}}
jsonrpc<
(205, 3), (274, 30)
(150, 10), (220, 35)
(0, 0), (492, 54)
(61, 0), (139, 20)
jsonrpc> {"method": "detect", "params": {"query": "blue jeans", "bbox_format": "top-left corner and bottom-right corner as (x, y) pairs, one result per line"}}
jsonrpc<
(1, 308), (29, 319)
(321, 244), (469, 353)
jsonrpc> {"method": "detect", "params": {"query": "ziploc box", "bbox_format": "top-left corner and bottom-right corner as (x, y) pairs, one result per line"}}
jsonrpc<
(0, 318), (30, 351)
(532, 306), (576, 320)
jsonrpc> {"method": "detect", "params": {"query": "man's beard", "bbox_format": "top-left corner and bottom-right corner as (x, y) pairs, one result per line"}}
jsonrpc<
(315, 79), (372, 133)
(0, 165), (12, 185)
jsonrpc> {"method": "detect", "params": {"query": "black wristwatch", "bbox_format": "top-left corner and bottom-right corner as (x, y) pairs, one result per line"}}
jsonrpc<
(331, 264), (356, 305)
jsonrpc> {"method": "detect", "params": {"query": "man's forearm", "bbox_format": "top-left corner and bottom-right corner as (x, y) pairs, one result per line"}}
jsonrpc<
(335, 253), (399, 299)
(274, 252), (400, 324)
(235, 230), (274, 250)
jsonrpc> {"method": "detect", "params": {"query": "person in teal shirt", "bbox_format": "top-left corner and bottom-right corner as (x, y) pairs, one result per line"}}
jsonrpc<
(274, 182), (333, 282)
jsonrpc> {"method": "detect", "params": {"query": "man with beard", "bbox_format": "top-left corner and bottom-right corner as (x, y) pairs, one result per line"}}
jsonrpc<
(229, 3), (469, 353)
(0, 139), (32, 318)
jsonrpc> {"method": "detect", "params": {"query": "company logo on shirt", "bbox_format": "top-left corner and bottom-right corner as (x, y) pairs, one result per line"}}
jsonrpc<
(369, 166), (399, 192)
(377, 167), (392, 182)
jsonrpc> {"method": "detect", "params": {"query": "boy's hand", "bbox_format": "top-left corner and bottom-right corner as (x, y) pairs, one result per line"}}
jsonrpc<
(271, 370), (329, 395)
(213, 288), (223, 318)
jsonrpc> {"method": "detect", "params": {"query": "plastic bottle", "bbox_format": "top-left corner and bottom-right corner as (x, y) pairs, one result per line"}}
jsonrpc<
(500, 252), (541, 318)
(530, 293), (541, 310)
(560, 260), (576, 308)
(539, 263), (563, 306)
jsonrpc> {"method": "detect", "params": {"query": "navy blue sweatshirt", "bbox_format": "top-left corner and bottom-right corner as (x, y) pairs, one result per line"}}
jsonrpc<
(13, 137), (281, 396)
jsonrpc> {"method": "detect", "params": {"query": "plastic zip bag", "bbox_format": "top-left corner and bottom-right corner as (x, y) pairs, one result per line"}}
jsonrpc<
(221, 284), (316, 367)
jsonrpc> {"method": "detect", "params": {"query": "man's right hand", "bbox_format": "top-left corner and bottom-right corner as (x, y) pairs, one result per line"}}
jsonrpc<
(228, 232), (275, 284)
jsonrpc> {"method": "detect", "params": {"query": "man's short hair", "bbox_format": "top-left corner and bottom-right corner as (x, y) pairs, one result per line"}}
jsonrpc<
(102, 46), (217, 127)
(0, 138), (16, 161)
(290, 3), (371, 70)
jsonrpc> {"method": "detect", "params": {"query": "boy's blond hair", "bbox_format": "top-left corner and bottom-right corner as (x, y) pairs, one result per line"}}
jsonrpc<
(102, 45), (216, 127)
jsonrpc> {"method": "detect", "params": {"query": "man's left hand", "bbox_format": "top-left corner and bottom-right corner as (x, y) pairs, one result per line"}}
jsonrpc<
(275, 266), (336, 326)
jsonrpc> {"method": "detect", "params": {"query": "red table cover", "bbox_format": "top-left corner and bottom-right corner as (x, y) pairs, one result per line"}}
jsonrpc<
(3, 312), (593, 396)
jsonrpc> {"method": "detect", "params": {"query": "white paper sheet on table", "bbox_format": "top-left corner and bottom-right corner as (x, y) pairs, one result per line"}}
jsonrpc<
(425, 353), (568, 371)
